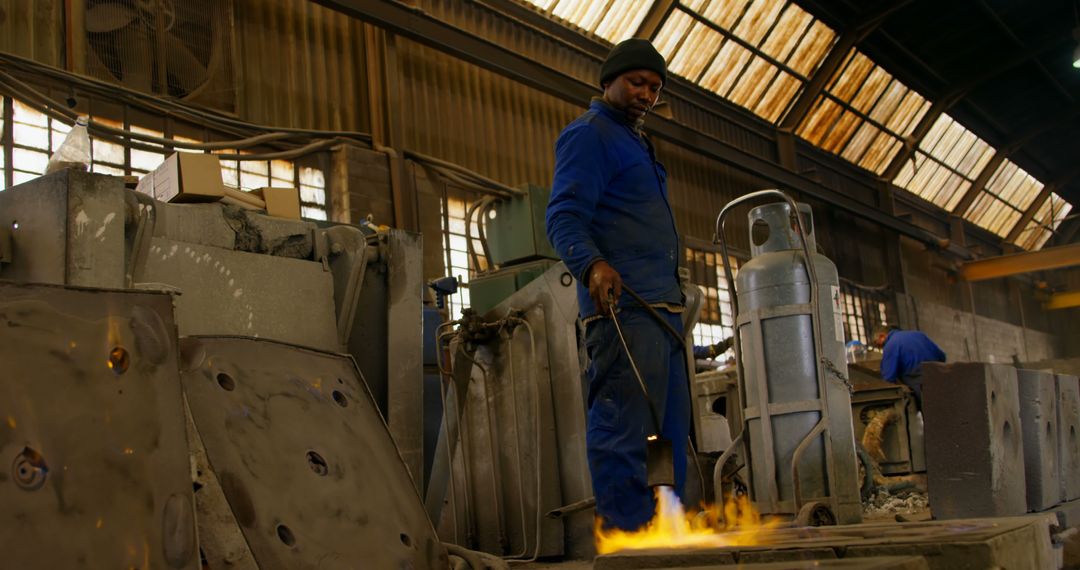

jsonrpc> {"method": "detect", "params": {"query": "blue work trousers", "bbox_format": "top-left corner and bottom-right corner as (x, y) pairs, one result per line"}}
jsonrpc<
(584, 307), (690, 531)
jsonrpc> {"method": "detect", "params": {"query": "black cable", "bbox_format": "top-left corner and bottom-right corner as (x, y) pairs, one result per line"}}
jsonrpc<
(608, 297), (663, 436)
(620, 284), (686, 349)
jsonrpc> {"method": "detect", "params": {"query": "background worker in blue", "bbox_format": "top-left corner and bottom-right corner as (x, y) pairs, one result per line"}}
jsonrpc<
(545, 38), (690, 532)
(872, 325), (947, 411)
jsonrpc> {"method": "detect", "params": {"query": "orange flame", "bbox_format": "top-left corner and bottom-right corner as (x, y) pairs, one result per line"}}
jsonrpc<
(595, 487), (781, 554)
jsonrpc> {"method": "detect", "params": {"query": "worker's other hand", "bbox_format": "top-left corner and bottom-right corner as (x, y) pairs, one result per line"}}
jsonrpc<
(588, 260), (622, 314)
(708, 337), (734, 358)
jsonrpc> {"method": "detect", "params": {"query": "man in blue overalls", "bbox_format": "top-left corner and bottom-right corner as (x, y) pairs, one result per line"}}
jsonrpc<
(873, 325), (947, 412)
(545, 39), (689, 532)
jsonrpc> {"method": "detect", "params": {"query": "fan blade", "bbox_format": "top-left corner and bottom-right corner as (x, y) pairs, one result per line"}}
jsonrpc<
(119, 26), (155, 93)
(85, 3), (139, 33)
(164, 33), (209, 94)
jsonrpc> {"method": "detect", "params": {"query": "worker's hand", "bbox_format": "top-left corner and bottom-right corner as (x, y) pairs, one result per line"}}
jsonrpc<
(588, 260), (622, 315)
(708, 337), (734, 358)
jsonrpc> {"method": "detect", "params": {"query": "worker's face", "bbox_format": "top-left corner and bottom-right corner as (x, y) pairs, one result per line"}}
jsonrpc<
(602, 69), (663, 121)
(873, 331), (888, 349)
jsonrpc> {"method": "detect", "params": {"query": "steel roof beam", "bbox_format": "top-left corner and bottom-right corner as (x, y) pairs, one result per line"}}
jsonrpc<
(1045, 289), (1080, 310)
(960, 242), (1080, 281)
(634, 0), (677, 41)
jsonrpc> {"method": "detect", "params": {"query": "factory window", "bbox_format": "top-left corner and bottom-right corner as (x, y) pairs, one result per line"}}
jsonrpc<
(964, 160), (1043, 239)
(893, 114), (996, 212)
(795, 50), (931, 174)
(654, 0), (836, 122)
(1012, 192), (1072, 251)
(441, 194), (489, 320)
(0, 96), (327, 220)
(685, 247), (738, 349)
(520, 0), (656, 43)
(839, 282), (888, 345)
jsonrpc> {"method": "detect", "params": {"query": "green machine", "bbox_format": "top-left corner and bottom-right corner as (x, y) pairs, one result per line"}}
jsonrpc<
(470, 185), (562, 314)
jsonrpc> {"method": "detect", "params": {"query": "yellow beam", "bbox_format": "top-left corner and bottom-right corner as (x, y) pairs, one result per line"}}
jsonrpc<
(960, 242), (1080, 281)
(1046, 290), (1080, 310)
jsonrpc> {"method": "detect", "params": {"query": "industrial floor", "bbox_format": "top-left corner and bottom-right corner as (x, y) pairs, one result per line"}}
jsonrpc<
(514, 505), (1080, 570)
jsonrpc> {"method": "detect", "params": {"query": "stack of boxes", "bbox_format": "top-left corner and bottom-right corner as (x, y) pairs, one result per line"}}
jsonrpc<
(135, 152), (302, 220)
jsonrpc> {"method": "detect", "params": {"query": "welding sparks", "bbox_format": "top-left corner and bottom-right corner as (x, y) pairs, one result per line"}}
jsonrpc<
(595, 487), (780, 554)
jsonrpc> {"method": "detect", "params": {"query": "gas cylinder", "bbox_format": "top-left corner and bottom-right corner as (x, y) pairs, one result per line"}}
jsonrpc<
(734, 201), (861, 524)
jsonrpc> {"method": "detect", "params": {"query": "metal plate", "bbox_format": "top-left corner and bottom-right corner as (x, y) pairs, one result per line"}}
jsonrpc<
(180, 336), (445, 570)
(0, 282), (197, 569)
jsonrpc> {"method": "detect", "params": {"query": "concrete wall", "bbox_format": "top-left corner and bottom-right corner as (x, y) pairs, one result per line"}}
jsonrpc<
(911, 298), (1060, 364)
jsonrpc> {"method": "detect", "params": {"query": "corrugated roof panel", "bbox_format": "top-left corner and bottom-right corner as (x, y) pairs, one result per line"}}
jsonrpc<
(700, 40), (754, 94)
(525, 0), (656, 43)
(759, 4), (812, 63)
(830, 51), (874, 102)
(732, 0), (786, 46)
(895, 153), (972, 211)
(669, 20), (725, 80)
(594, 0), (656, 41)
(654, 9), (694, 59)
(754, 69), (801, 122)
(820, 109), (860, 153)
(1014, 193), (1072, 250)
(987, 159), (1042, 213)
(892, 114), (993, 212)
(859, 133), (903, 174)
(796, 95), (843, 146)
(728, 56), (779, 108)
(961, 159), (1045, 238)
(787, 20), (836, 76)
(657, 1), (833, 123)
(841, 122), (882, 164)
(920, 114), (992, 181)
(882, 88), (929, 136)
(966, 192), (1021, 237)
(794, 47), (929, 177)
(849, 66), (891, 115)
(699, 0), (751, 29)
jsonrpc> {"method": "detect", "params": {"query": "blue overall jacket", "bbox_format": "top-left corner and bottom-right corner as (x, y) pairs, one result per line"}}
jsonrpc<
(545, 99), (682, 319)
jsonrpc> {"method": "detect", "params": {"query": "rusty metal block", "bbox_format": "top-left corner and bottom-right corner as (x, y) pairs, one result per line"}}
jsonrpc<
(922, 363), (1026, 518)
(0, 282), (196, 569)
(179, 336), (445, 570)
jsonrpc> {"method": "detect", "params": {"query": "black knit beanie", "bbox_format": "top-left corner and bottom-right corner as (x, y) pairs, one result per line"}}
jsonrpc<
(600, 39), (667, 88)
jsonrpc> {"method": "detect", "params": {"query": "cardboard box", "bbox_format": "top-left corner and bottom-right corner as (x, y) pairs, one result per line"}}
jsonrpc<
(254, 187), (301, 220)
(135, 152), (224, 203)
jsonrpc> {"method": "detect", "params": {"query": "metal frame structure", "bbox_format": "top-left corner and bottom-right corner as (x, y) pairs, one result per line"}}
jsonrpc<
(310, 0), (981, 258)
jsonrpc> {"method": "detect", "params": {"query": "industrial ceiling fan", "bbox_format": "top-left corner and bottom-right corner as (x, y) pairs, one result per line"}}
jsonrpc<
(85, 0), (227, 100)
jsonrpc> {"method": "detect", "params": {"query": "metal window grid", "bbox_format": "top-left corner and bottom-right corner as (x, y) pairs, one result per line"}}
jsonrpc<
(0, 96), (327, 220)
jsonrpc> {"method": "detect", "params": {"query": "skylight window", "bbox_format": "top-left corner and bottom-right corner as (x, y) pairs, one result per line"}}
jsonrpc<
(520, 0), (656, 43)
(796, 50), (930, 174)
(893, 114), (995, 211)
(654, 0), (835, 122)
(1012, 192), (1072, 251)
(964, 160), (1043, 238)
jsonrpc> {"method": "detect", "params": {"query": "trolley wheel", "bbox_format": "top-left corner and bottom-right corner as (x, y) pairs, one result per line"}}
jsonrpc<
(795, 501), (837, 527)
